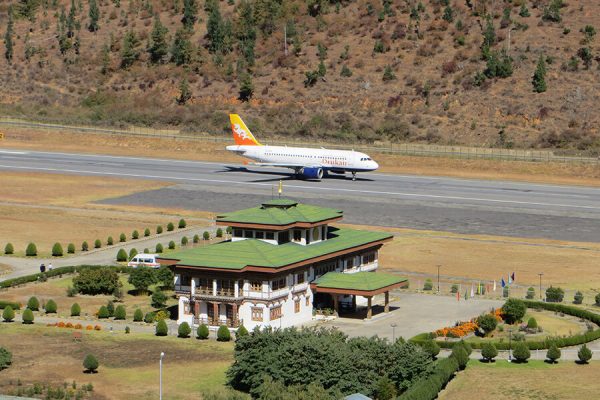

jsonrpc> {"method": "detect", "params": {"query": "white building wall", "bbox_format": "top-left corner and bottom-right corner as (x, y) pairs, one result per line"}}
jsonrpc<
(177, 296), (193, 325)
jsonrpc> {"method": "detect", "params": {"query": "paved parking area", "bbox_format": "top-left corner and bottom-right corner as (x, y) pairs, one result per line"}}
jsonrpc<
(306, 292), (503, 341)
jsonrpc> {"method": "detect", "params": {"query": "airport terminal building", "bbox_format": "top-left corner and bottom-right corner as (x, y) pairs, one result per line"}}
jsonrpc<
(158, 199), (407, 330)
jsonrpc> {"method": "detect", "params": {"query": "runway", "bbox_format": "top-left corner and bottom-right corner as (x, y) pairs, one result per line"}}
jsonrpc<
(1, 149), (600, 242)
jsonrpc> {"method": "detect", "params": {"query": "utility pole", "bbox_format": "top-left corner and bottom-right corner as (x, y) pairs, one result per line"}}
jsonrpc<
(538, 273), (544, 301)
(159, 352), (165, 400)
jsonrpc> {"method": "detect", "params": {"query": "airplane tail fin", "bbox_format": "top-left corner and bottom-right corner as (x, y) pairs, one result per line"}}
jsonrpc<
(230, 114), (262, 146)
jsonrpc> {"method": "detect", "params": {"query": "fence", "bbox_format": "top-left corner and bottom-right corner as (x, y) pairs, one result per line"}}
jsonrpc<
(1, 116), (599, 164)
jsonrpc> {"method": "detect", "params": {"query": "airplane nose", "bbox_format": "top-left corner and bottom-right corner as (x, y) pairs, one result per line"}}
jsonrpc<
(371, 161), (379, 170)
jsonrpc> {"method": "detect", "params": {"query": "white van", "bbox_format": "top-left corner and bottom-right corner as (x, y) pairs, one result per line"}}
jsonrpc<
(127, 253), (161, 268)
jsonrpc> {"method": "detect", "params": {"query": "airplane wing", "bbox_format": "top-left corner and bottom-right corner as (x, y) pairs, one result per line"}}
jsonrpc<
(249, 162), (323, 170)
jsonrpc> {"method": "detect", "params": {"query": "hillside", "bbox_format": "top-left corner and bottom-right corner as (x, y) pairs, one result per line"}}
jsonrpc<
(1, 0), (599, 154)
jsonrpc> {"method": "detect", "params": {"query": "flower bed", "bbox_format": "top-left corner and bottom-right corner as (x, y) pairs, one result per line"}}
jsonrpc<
(433, 309), (502, 338)
(47, 322), (100, 331)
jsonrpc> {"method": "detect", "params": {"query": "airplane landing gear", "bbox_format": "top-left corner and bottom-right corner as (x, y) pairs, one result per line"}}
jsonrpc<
(351, 172), (357, 181)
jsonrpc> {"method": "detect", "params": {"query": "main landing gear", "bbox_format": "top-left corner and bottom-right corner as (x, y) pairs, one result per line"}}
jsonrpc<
(351, 172), (357, 181)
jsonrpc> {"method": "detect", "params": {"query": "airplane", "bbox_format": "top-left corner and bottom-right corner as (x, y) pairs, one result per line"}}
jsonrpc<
(225, 114), (379, 181)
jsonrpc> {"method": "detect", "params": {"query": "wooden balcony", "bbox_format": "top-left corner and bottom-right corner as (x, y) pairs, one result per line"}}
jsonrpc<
(193, 317), (242, 328)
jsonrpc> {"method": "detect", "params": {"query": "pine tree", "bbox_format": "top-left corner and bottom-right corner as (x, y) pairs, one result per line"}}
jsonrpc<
(181, 0), (198, 31)
(18, 0), (39, 22)
(67, 0), (76, 37)
(88, 0), (99, 32)
(481, 15), (496, 60)
(206, 0), (224, 53)
(121, 30), (140, 69)
(3, 7), (14, 63)
(171, 28), (193, 66)
(177, 78), (192, 105)
(235, 0), (256, 67)
(238, 73), (254, 102)
(101, 43), (110, 74)
(149, 16), (169, 64)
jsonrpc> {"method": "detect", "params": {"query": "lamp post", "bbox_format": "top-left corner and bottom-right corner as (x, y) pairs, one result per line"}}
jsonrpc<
(538, 273), (544, 301)
(508, 330), (512, 362)
(159, 352), (165, 400)
(391, 323), (397, 343)
(436, 265), (441, 294)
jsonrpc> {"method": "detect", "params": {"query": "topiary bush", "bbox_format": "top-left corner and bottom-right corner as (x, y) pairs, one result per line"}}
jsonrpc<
(83, 354), (99, 373)
(477, 313), (498, 336)
(574, 291), (584, 305)
(2, 306), (15, 322)
(22, 308), (34, 324)
(45, 299), (57, 314)
(167, 222), (175, 231)
(119, 233), (126, 243)
(420, 339), (440, 359)
(527, 317), (538, 329)
(156, 319), (168, 336)
(52, 243), (63, 257)
(168, 241), (176, 250)
(181, 236), (188, 246)
(27, 296), (40, 311)
(178, 322), (191, 338)
(423, 279), (433, 291)
(193, 234), (200, 243)
(71, 303), (81, 317)
(156, 243), (163, 253)
(97, 305), (110, 319)
(81, 241), (89, 251)
(157, 225), (163, 234)
(143, 248), (149, 253)
(67, 243), (75, 254)
(94, 239), (102, 249)
(144, 312), (156, 323)
(236, 324), (249, 339)
(178, 219), (186, 229)
(217, 325), (231, 342)
(203, 231), (210, 240)
(502, 298), (527, 324)
(512, 341), (530, 363)
(133, 308), (143, 322)
(546, 344), (561, 363)
(197, 323), (209, 340)
(4, 243), (14, 255)
(116, 249), (128, 262)
(216, 228), (223, 238)
(144, 228), (150, 237)
(132, 230), (139, 240)
(25, 243), (37, 257)
(129, 248), (138, 259)
(526, 287), (535, 299)
(451, 344), (468, 370)
(546, 286), (564, 303)
(107, 236), (114, 246)
(481, 342), (498, 362)
(114, 305), (126, 320)
(578, 344), (592, 364)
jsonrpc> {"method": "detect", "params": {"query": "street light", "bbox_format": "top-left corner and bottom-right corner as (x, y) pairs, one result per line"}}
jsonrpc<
(538, 273), (544, 301)
(508, 330), (512, 362)
(391, 323), (398, 343)
(436, 265), (441, 294)
(159, 352), (165, 400)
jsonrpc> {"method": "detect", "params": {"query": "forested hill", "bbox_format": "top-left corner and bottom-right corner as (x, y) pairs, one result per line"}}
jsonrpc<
(1, 0), (599, 154)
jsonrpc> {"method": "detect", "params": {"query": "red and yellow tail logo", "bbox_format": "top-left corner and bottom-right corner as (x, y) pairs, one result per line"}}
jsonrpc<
(230, 114), (262, 146)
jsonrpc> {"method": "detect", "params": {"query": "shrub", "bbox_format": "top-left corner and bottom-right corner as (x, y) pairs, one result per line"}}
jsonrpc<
(382, 65), (396, 82)
(596, 293), (600, 306)
(25, 243), (37, 257)
(107, 236), (114, 246)
(477, 313), (498, 335)
(116, 249), (128, 262)
(156, 319), (168, 336)
(167, 222), (175, 231)
(119, 233), (126, 242)
(144, 228), (150, 237)
(526, 287), (535, 299)
(216, 228), (223, 238)
(457, 340), (472, 356)
(156, 265), (174, 289)
(27, 296), (40, 311)
(203, 231), (210, 240)
(574, 291), (584, 305)
(67, 243), (75, 254)
(133, 308), (143, 322)
(143, 248), (149, 253)
(66, 285), (77, 297)
(114, 305), (126, 320)
(157, 225), (163, 234)
(178, 219), (186, 229)
(0, 347), (12, 370)
(398, 356), (458, 400)
(81, 241), (89, 251)
(546, 344), (561, 363)
(71, 303), (81, 317)
(2, 306), (15, 322)
(451, 344), (468, 370)
(481, 342), (498, 362)
(125, 326), (130, 334)
(546, 286), (564, 303)
(512, 342), (530, 363)
(129, 266), (157, 295)
(52, 243), (63, 257)
(578, 344), (592, 364)
(193, 234), (200, 243)
(45, 299), (57, 314)
(420, 339), (440, 359)
(340, 64), (353, 77)
(83, 354), (99, 373)
(156, 243), (163, 253)
(168, 241), (176, 250)
(132, 230), (139, 240)
(197, 323), (209, 339)
(151, 290), (168, 308)
(422, 279), (433, 291)
(97, 306), (110, 319)
(450, 284), (459, 293)
(527, 317), (538, 329)
(502, 298), (527, 324)
(144, 312), (155, 323)
(129, 248), (138, 259)
(217, 325), (231, 342)
(178, 322), (191, 338)
(181, 236), (188, 246)
(236, 325), (249, 338)
(94, 239), (102, 249)
(73, 268), (120, 295)
(106, 301), (115, 317)
(4, 243), (14, 255)
(22, 308), (34, 324)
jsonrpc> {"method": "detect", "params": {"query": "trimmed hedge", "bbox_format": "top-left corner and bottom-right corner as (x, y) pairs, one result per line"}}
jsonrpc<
(0, 265), (132, 289)
(398, 357), (459, 400)
(410, 300), (600, 350)
(0, 301), (20, 310)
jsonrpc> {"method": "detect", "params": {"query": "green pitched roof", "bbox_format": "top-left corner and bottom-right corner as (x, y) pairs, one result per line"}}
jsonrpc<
(314, 271), (407, 291)
(216, 198), (343, 226)
(162, 227), (392, 270)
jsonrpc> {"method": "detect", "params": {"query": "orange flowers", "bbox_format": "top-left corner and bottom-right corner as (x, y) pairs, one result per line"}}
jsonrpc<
(433, 309), (502, 338)
(49, 321), (99, 331)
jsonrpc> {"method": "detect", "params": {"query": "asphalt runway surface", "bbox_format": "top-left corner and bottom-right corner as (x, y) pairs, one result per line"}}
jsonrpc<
(1, 149), (600, 242)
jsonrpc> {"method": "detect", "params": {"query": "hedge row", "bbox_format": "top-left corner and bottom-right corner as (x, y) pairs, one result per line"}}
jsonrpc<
(410, 300), (600, 351)
(0, 300), (20, 310)
(0, 265), (132, 289)
(398, 357), (459, 400)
